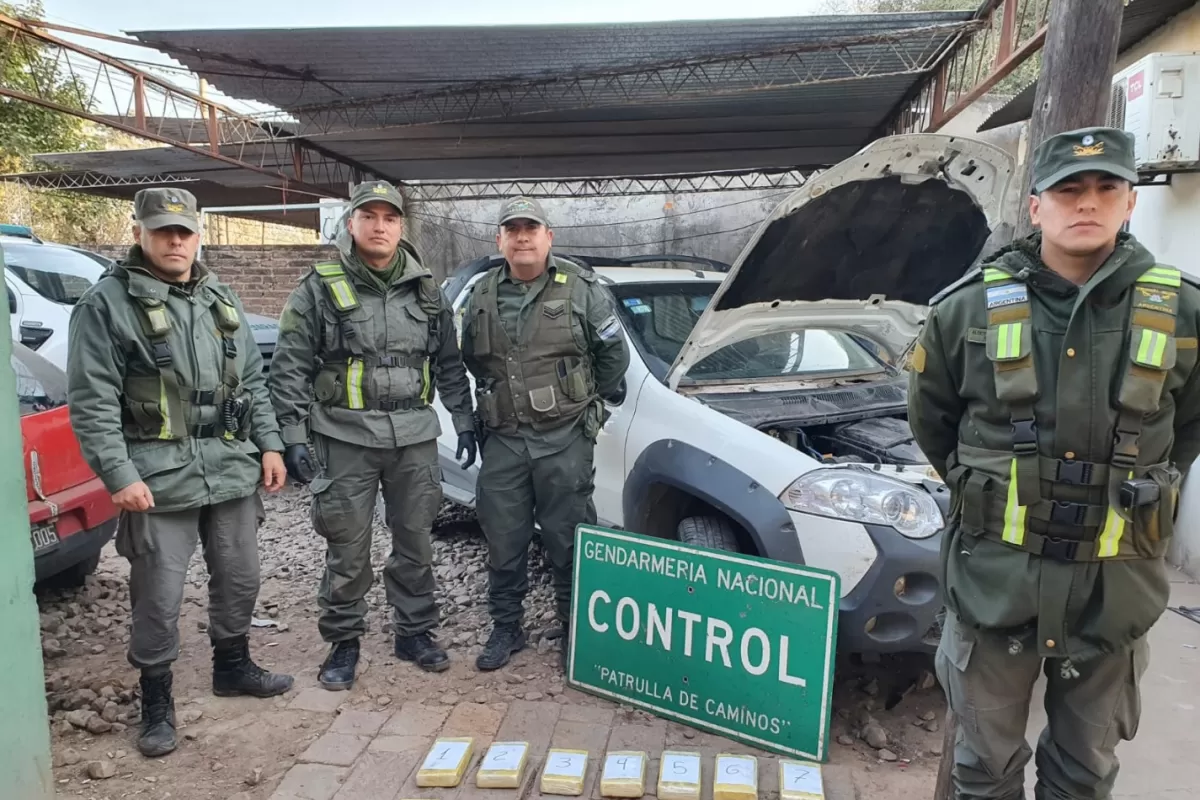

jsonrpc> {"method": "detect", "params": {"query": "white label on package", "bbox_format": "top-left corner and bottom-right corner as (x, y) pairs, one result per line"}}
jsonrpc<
(423, 740), (470, 771)
(662, 753), (701, 785)
(485, 743), (527, 772)
(781, 762), (823, 796)
(604, 753), (645, 780)
(717, 756), (756, 787)
(546, 751), (588, 779)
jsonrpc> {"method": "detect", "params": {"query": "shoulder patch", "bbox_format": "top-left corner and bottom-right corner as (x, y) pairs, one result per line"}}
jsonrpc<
(929, 268), (985, 305)
(910, 342), (926, 373)
(597, 314), (622, 341)
(985, 283), (1028, 310)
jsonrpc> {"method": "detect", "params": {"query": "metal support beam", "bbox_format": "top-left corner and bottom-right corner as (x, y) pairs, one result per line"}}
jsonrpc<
(404, 170), (818, 201)
(0, 13), (369, 197)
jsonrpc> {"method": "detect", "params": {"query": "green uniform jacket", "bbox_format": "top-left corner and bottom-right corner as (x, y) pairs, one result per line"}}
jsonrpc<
(269, 242), (475, 449)
(460, 255), (629, 458)
(908, 233), (1200, 662)
(66, 247), (283, 513)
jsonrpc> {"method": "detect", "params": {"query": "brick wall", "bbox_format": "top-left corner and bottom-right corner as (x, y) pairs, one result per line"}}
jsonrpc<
(85, 244), (337, 318)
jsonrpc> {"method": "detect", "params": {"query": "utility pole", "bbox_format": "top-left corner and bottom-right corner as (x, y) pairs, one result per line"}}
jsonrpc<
(1012, 0), (1126, 238)
(935, 2), (1127, 797)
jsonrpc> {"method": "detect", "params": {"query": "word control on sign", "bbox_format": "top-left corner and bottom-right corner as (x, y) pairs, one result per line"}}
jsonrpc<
(600, 751), (648, 798)
(416, 737), (474, 787)
(477, 742), (530, 788)
(541, 748), (590, 796)
(657, 751), (703, 800)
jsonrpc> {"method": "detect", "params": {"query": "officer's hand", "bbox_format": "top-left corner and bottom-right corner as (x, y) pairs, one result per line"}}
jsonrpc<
(112, 481), (154, 512)
(283, 443), (317, 485)
(456, 430), (478, 470)
(261, 451), (287, 493)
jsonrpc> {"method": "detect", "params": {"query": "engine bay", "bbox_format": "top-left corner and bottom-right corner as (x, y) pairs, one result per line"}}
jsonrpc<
(764, 415), (928, 466)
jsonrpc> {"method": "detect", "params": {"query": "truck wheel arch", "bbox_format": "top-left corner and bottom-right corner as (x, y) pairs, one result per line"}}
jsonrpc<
(622, 439), (804, 564)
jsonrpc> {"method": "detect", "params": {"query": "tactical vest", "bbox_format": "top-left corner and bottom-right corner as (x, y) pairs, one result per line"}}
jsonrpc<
(468, 262), (597, 434)
(120, 276), (244, 442)
(948, 263), (1182, 561)
(311, 261), (441, 412)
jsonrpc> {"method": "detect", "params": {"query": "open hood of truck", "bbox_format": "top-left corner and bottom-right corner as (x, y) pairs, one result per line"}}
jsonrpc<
(665, 133), (1017, 390)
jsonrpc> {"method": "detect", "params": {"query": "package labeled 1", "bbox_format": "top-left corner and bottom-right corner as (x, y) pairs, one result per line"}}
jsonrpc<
(416, 737), (475, 787)
(713, 754), (758, 800)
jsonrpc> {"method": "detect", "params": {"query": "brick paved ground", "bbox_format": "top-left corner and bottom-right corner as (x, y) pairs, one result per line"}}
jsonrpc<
(268, 691), (869, 800)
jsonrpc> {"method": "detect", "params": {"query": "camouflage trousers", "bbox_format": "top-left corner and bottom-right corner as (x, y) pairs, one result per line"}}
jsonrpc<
(310, 433), (442, 642)
(475, 433), (596, 627)
(937, 612), (1149, 800)
(116, 493), (264, 671)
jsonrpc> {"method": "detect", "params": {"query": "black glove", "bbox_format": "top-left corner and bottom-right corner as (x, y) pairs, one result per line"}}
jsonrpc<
(603, 377), (628, 406)
(283, 443), (317, 484)
(456, 430), (478, 470)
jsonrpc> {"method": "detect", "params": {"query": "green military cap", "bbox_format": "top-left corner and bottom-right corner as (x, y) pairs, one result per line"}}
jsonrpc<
(1031, 126), (1140, 193)
(349, 180), (405, 214)
(133, 188), (199, 233)
(498, 196), (549, 227)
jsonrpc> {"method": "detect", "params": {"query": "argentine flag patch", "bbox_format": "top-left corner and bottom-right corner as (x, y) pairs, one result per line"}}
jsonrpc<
(986, 284), (1027, 309)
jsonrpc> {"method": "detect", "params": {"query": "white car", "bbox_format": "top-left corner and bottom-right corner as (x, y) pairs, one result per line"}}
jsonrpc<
(427, 133), (1020, 654)
(0, 229), (279, 372)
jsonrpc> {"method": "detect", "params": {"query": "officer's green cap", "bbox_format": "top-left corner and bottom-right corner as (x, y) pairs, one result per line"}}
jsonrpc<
(1031, 126), (1139, 193)
(498, 196), (549, 228)
(133, 188), (199, 233)
(349, 180), (405, 214)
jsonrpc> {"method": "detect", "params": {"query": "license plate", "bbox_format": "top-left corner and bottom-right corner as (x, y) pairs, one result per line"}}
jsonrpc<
(31, 522), (59, 554)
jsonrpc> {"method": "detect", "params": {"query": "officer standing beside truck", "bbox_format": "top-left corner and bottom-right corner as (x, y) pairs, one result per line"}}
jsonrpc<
(909, 127), (1200, 799)
(66, 188), (293, 759)
(461, 197), (629, 672)
(269, 180), (477, 691)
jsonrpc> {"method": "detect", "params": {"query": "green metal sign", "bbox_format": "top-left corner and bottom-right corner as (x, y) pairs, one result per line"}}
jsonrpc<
(567, 525), (840, 762)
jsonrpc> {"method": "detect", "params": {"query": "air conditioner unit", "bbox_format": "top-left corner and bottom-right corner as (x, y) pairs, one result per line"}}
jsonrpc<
(1109, 52), (1200, 173)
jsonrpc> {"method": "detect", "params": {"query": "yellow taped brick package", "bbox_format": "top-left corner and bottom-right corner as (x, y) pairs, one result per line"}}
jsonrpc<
(600, 750), (648, 798)
(541, 748), (590, 796)
(657, 751), (702, 800)
(416, 737), (474, 787)
(713, 754), (758, 800)
(477, 741), (530, 788)
(778, 759), (825, 800)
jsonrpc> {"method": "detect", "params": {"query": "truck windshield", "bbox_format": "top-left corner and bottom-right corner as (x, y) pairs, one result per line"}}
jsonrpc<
(2, 241), (106, 306)
(610, 282), (886, 383)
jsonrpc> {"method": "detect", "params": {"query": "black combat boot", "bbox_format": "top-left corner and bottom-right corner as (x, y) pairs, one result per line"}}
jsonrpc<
(318, 638), (360, 691)
(475, 623), (527, 671)
(138, 668), (177, 758)
(212, 634), (295, 698)
(394, 632), (450, 673)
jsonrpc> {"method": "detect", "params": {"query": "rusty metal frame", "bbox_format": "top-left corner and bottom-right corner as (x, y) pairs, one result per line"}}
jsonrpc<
(884, 0), (1050, 135)
(0, 13), (370, 198)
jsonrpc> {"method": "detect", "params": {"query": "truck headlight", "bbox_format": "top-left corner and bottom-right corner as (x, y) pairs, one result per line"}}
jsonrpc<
(781, 468), (944, 539)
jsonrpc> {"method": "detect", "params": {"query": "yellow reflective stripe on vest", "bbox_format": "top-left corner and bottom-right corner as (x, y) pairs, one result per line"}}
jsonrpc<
(314, 263), (344, 278)
(1136, 329), (1170, 367)
(420, 359), (431, 404)
(983, 267), (1008, 283)
(1097, 471), (1135, 557)
(157, 378), (172, 440)
(996, 322), (1023, 359)
(1002, 459), (1028, 545)
(346, 359), (365, 410)
(327, 278), (357, 311)
(554, 272), (569, 284)
(1138, 266), (1181, 287)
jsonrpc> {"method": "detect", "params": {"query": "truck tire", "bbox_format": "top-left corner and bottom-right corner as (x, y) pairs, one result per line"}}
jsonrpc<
(677, 516), (742, 553)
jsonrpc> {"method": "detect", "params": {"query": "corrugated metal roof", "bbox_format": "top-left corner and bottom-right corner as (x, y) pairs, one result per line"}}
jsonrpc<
(125, 13), (973, 180)
(978, 0), (1196, 132)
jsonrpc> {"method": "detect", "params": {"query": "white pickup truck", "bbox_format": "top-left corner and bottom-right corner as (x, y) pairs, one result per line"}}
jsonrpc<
(424, 133), (1024, 654)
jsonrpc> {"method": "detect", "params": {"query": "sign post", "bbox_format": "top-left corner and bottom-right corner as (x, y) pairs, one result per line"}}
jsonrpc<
(568, 526), (840, 762)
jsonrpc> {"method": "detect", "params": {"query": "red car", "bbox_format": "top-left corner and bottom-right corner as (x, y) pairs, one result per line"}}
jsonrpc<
(14, 340), (118, 585)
